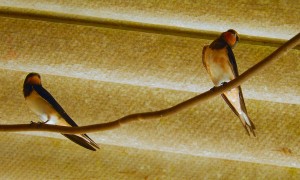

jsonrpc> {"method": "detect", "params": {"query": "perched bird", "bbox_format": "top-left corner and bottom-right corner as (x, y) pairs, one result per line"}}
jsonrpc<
(23, 72), (100, 150)
(202, 29), (256, 136)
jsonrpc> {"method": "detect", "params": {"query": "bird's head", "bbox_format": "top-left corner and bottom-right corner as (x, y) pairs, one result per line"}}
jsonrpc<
(222, 29), (239, 48)
(23, 72), (42, 97)
(24, 72), (41, 86)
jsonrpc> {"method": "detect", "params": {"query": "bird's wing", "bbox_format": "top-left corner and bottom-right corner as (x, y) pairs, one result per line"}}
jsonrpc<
(82, 134), (100, 148)
(220, 87), (250, 122)
(221, 87), (256, 136)
(221, 91), (250, 136)
(238, 86), (256, 129)
(226, 46), (239, 77)
(32, 85), (78, 127)
(202, 45), (209, 70)
(33, 85), (100, 150)
(221, 92), (240, 117)
(62, 134), (98, 151)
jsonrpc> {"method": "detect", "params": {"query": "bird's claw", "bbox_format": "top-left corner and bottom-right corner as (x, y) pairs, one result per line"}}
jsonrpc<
(30, 121), (38, 124)
(210, 82), (227, 91)
(221, 82), (228, 86)
(30, 121), (47, 125)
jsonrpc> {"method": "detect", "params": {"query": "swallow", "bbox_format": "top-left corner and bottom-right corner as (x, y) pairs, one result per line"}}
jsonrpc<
(23, 72), (100, 151)
(202, 29), (256, 136)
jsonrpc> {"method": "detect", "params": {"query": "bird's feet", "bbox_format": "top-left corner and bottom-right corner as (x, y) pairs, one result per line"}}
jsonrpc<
(210, 82), (228, 91)
(30, 120), (49, 125)
(30, 121), (39, 125)
(221, 82), (228, 86)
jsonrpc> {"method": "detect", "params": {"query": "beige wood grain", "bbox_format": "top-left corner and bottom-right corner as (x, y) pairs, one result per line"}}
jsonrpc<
(0, 0), (299, 178)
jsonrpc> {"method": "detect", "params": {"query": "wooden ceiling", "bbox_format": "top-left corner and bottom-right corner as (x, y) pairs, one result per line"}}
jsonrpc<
(0, 0), (299, 179)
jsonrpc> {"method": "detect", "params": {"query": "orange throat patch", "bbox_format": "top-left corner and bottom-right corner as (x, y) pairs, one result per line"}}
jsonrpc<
(27, 75), (41, 85)
(224, 32), (236, 47)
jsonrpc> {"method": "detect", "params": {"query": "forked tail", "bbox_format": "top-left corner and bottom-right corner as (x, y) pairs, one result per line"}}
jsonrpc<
(239, 113), (256, 137)
(62, 134), (100, 151)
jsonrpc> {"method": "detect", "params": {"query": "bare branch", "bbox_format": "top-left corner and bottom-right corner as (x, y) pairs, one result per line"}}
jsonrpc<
(0, 32), (299, 134)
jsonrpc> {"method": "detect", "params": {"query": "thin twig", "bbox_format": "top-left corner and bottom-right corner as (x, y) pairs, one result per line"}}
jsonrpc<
(0, 32), (299, 134)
